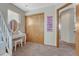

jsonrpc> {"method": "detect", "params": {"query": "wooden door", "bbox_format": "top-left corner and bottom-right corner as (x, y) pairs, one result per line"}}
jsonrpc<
(25, 13), (44, 44)
(76, 4), (79, 55)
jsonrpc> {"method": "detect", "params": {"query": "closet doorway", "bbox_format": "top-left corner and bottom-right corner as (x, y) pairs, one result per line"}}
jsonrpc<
(56, 3), (72, 48)
(25, 13), (44, 44)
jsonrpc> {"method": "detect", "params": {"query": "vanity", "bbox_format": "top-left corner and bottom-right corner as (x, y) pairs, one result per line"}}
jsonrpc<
(9, 19), (26, 51)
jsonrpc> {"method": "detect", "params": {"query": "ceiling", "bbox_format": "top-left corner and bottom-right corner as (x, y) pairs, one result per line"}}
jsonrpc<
(13, 3), (60, 12)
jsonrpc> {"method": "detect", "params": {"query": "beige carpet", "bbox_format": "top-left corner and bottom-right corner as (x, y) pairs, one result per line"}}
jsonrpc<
(12, 41), (76, 56)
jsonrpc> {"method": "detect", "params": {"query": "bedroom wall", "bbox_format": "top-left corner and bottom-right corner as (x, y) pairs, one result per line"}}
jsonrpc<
(26, 5), (57, 46)
(25, 4), (75, 46)
(0, 3), (25, 32)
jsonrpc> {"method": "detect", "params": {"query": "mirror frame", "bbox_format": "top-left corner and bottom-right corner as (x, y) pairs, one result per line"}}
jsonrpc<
(9, 19), (19, 33)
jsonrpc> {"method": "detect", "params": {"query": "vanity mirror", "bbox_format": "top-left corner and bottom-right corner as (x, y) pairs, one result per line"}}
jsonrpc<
(9, 19), (19, 33)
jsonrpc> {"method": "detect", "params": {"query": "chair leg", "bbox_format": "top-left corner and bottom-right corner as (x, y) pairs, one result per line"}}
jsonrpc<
(24, 35), (26, 45)
(21, 40), (23, 47)
(14, 42), (17, 51)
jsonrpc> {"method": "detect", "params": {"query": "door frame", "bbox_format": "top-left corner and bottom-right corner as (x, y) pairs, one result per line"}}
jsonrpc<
(56, 3), (72, 48)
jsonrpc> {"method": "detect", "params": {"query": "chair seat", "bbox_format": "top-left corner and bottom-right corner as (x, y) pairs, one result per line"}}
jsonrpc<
(13, 37), (23, 44)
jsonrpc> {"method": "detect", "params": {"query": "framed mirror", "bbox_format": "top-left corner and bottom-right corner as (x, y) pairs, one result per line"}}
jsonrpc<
(8, 9), (20, 33)
(9, 19), (19, 33)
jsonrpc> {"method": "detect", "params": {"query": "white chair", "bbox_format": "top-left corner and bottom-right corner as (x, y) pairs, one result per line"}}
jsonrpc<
(13, 31), (26, 51)
(13, 37), (23, 51)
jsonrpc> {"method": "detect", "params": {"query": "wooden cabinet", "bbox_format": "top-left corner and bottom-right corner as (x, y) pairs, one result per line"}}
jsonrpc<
(25, 13), (44, 44)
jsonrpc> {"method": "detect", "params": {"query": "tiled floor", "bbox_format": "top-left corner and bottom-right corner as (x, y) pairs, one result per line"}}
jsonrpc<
(12, 41), (76, 56)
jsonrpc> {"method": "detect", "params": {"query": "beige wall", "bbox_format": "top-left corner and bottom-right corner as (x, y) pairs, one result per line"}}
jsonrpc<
(26, 5), (57, 46)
